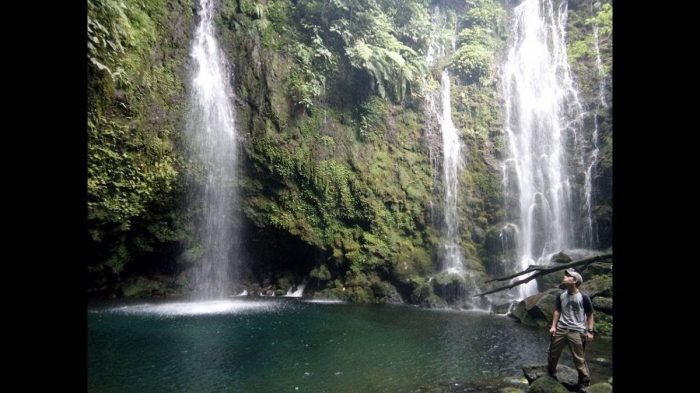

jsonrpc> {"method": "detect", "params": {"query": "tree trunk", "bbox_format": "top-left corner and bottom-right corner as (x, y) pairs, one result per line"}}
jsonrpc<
(473, 253), (612, 297)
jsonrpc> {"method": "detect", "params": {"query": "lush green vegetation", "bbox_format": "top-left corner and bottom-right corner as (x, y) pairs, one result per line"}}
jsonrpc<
(216, 0), (515, 302)
(87, 0), (612, 309)
(566, 0), (613, 248)
(450, 0), (505, 85)
(87, 0), (193, 284)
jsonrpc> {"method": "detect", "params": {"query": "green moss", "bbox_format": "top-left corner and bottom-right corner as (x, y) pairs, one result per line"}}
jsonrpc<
(449, 0), (506, 85)
(358, 96), (389, 143)
(87, 0), (194, 276)
(89, 0), (598, 306)
(595, 313), (613, 336)
(310, 264), (332, 282)
(121, 276), (164, 298)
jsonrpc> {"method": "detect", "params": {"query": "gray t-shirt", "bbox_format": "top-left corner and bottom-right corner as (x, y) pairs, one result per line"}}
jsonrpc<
(554, 291), (593, 333)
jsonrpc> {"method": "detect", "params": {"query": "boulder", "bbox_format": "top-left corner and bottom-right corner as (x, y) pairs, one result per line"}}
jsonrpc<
(581, 261), (612, 276)
(580, 276), (612, 298)
(587, 382), (613, 393)
(492, 301), (515, 315)
(536, 272), (564, 291)
(371, 281), (404, 304)
(522, 364), (578, 390)
(510, 289), (559, 327)
(432, 271), (472, 306)
(550, 251), (572, 264)
(120, 277), (165, 298)
(592, 297), (613, 314)
(526, 376), (569, 393)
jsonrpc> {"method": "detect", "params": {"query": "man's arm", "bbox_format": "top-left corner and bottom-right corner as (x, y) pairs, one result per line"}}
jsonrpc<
(586, 312), (594, 332)
(584, 312), (595, 341)
(582, 293), (594, 340)
(549, 310), (560, 336)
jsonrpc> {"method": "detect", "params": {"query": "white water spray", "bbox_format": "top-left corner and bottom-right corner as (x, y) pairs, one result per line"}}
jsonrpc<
(285, 283), (306, 298)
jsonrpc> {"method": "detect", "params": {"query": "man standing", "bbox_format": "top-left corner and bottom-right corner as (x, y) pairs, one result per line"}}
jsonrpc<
(548, 268), (594, 392)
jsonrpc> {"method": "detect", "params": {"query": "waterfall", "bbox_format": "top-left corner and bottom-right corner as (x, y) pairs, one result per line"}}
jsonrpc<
(422, 7), (484, 308)
(500, 0), (588, 299)
(285, 283), (306, 298)
(583, 115), (600, 248)
(424, 7), (466, 276)
(583, 0), (609, 248)
(438, 70), (466, 275)
(185, 0), (240, 299)
(591, 7), (609, 110)
(423, 7), (445, 176)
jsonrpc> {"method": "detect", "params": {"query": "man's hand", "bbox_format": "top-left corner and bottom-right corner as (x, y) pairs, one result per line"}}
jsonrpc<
(585, 332), (594, 342)
(549, 326), (556, 336)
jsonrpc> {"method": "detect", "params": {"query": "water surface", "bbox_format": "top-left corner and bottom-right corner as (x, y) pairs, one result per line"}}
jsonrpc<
(88, 299), (611, 392)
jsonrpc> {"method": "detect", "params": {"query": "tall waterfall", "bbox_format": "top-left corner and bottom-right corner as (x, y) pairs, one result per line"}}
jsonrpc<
(584, 0), (610, 249)
(501, 0), (588, 299)
(422, 7), (484, 308)
(438, 70), (466, 275)
(424, 7), (467, 276)
(185, 0), (240, 299)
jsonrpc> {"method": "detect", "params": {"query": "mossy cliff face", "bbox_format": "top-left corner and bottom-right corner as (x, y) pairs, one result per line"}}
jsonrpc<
(220, 0), (442, 301)
(87, 0), (195, 295)
(566, 0), (613, 248)
(86, 0), (613, 303)
(215, 0), (511, 302)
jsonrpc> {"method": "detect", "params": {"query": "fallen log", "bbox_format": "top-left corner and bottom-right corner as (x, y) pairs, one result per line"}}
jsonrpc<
(473, 253), (612, 297)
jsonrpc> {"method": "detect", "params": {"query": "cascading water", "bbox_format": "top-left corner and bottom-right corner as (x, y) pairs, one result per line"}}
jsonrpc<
(423, 8), (483, 307)
(423, 7), (445, 176)
(438, 69), (466, 276)
(583, 117), (599, 249)
(185, 0), (240, 299)
(591, 5), (609, 111)
(583, 0), (610, 249)
(425, 8), (467, 276)
(285, 282), (306, 298)
(500, 0), (592, 299)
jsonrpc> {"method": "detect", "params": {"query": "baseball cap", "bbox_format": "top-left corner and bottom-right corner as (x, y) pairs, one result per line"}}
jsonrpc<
(564, 268), (583, 285)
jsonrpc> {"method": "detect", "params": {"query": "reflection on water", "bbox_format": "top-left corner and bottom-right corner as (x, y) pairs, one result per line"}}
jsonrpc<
(88, 300), (611, 392)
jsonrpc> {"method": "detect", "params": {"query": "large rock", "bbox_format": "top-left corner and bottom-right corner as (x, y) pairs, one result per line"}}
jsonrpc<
(587, 382), (613, 393)
(431, 271), (474, 306)
(120, 277), (165, 298)
(410, 282), (448, 308)
(536, 272), (564, 292)
(581, 261), (612, 276)
(592, 296), (613, 314)
(492, 300), (515, 315)
(526, 376), (569, 393)
(550, 251), (572, 263)
(371, 281), (404, 304)
(580, 276), (612, 298)
(522, 364), (579, 390)
(510, 289), (559, 327)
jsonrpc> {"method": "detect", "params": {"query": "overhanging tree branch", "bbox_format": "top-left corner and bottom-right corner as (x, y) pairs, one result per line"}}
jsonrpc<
(473, 253), (612, 297)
